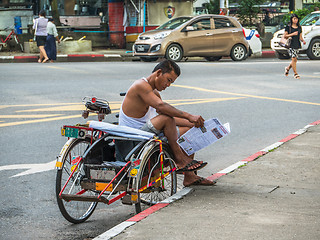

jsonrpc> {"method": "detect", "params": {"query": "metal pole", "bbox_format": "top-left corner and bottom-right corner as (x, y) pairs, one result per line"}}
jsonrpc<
(143, 0), (146, 32)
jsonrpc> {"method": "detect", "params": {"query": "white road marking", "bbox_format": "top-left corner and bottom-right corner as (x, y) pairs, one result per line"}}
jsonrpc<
(0, 160), (56, 178)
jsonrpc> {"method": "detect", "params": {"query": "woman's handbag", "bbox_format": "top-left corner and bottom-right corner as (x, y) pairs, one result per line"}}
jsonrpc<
(279, 35), (292, 49)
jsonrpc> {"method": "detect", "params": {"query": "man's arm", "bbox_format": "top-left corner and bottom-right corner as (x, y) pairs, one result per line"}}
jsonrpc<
(139, 83), (204, 127)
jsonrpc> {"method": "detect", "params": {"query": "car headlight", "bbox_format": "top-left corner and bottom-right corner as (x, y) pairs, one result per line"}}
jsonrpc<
(154, 31), (171, 40)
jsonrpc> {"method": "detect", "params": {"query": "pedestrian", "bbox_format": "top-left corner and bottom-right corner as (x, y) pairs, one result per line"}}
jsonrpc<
(45, 18), (60, 62)
(33, 10), (49, 63)
(284, 14), (306, 79)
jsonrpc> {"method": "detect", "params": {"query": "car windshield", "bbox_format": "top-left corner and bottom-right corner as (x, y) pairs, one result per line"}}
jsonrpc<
(300, 13), (320, 26)
(157, 17), (192, 30)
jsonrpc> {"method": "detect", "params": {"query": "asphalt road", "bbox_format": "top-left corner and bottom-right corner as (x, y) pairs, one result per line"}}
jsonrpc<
(0, 58), (319, 240)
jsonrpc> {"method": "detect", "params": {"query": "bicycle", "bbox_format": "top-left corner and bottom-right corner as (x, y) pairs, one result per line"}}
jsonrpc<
(0, 27), (24, 52)
(55, 96), (181, 223)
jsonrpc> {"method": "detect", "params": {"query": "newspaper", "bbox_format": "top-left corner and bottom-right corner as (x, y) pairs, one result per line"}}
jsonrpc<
(177, 118), (230, 156)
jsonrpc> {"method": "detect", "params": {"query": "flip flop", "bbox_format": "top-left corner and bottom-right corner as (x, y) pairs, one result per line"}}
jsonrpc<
(284, 67), (289, 76)
(184, 177), (216, 187)
(176, 160), (207, 174)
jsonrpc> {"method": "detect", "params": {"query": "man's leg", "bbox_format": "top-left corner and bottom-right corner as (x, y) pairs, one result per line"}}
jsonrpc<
(150, 115), (201, 170)
(177, 126), (214, 186)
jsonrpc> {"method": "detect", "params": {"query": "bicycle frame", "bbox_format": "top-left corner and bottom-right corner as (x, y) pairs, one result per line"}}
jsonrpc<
(56, 124), (175, 206)
(0, 30), (14, 44)
(0, 29), (23, 52)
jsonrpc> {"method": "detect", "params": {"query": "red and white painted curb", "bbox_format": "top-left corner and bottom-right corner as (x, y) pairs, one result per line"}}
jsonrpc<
(94, 120), (320, 240)
(0, 54), (122, 61)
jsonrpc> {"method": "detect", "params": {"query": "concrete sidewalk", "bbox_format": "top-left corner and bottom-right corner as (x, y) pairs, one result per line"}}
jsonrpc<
(0, 49), (275, 63)
(98, 121), (320, 240)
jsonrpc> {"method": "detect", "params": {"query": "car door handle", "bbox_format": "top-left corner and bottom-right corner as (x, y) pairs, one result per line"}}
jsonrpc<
(206, 33), (213, 36)
(232, 30), (237, 33)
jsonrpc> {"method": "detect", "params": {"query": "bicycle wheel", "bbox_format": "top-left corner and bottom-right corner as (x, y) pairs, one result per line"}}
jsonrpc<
(56, 138), (98, 223)
(135, 142), (177, 213)
(14, 35), (23, 52)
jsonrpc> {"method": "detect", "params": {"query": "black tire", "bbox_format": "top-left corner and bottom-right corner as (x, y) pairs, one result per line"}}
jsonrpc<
(306, 39), (320, 60)
(56, 138), (98, 224)
(230, 44), (247, 61)
(275, 51), (290, 59)
(135, 142), (177, 213)
(140, 57), (159, 62)
(204, 56), (222, 61)
(165, 44), (183, 62)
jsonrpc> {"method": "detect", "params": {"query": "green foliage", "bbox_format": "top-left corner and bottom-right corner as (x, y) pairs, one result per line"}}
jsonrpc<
(204, 0), (220, 14)
(282, 8), (311, 25)
(238, 0), (263, 26)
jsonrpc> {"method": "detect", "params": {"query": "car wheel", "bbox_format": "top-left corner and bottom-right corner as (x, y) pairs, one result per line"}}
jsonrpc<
(306, 39), (320, 60)
(165, 44), (183, 62)
(275, 51), (290, 59)
(140, 57), (159, 62)
(204, 56), (222, 61)
(230, 44), (247, 61)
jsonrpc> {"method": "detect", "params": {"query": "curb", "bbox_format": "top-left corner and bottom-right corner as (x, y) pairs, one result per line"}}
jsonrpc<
(0, 54), (128, 63)
(93, 119), (320, 240)
(0, 50), (275, 63)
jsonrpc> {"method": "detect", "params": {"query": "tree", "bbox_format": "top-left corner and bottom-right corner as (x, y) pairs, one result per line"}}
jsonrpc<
(49, 0), (61, 26)
(204, 0), (220, 14)
(238, 0), (263, 27)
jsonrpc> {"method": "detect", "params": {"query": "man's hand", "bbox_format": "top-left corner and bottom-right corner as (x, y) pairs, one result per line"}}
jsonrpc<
(188, 115), (205, 128)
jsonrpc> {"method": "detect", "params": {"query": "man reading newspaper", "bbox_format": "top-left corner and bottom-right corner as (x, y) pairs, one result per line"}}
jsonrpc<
(118, 60), (215, 187)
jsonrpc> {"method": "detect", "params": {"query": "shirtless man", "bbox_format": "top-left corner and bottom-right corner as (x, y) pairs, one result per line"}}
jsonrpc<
(119, 60), (215, 187)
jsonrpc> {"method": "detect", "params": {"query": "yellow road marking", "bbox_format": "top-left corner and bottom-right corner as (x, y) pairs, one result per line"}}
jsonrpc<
(0, 101), (121, 109)
(0, 114), (63, 118)
(0, 97), (242, 128)
(0, 110), (121, 128)
(303, 75), (320, 79)
(173, 84), (320, 106)
(168, 97), (245, 106)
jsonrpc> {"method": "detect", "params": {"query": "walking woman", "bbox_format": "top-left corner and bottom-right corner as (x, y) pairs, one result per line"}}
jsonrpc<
(45, 18), (60, 62)
(33, 10), (49, 63)
(284, 14), (306, 79)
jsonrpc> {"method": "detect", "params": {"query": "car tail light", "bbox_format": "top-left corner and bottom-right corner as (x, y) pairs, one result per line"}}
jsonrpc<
(242, 28), (246, 37)
(255, 33), (260, 38)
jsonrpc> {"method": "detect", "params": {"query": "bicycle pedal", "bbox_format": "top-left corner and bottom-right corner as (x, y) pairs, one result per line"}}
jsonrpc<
(122, 192), (138, 205)
(121, 194), (133, 205)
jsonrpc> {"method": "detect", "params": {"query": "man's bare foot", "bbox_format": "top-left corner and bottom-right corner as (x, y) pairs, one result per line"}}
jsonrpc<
(183, 174), (216, 187)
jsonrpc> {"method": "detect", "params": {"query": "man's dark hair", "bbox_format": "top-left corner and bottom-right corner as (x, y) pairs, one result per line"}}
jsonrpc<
(152, 59), (181, 77)
(39, 9), (46, 17)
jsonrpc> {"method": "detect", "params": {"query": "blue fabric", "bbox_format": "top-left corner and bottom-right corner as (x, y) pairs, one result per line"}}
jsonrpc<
(45, 34), (57, 60)
(89, 121), (155, 140)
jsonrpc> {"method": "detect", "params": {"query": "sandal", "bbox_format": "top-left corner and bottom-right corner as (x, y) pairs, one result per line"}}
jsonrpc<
(294, 73), (300, 79)
(176, 160), (207, 174)
(184, 177), (216, 187)
(284, 67), (289, 76)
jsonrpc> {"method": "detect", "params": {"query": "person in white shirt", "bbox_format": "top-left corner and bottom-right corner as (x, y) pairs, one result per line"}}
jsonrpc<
(33, 10), (49, 63)
(45, 18), (60, 62)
